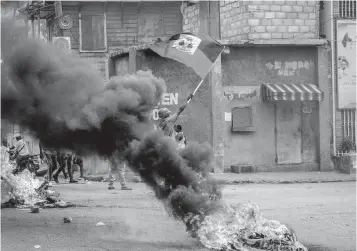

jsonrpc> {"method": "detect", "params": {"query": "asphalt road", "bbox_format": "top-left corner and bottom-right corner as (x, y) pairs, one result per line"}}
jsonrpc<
(1, 181), (356, 251)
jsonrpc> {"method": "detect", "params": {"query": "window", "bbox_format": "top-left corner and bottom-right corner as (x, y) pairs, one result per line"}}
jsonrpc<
(339, 0), (356, 18)
(80, 13), (107, 52)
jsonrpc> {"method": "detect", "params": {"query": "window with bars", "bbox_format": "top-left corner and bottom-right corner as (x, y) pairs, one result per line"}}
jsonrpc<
(341, 109), (356, 147)
(339, 0), (357, 18)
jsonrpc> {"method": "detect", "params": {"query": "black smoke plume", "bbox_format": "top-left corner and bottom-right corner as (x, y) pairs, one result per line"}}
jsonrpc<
(2, 37), (165, 157)
(127, 132), (221, 233)
(1, 19), (221, 235)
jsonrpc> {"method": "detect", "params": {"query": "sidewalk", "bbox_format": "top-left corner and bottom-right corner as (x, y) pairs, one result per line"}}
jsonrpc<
(84, 171), (356, 184)
(212, 171), (356, 184)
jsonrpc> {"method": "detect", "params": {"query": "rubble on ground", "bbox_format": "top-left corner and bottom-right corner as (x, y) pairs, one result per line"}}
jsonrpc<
(1, 147), (72, 209)
(197, 203), (308, 251)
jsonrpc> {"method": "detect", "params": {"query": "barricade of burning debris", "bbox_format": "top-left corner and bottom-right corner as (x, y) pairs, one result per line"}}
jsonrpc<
(1, 147), (72, 210)
(183, 202), (308, 251)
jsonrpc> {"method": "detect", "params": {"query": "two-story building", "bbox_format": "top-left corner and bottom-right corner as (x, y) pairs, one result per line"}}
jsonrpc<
(22, 0), (333, 173)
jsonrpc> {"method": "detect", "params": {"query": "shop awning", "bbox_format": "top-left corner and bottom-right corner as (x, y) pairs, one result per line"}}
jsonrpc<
(261, 83), (324, 102)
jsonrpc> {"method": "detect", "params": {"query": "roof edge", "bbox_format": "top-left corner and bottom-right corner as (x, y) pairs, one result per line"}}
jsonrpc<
(109, 38), (328, 58)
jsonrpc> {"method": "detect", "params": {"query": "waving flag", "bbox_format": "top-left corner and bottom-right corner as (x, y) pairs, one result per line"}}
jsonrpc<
(150, 33), (224, 79)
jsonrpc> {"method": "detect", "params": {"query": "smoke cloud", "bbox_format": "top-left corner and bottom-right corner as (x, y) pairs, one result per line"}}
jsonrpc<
(2, 37), (165, 156)
(127, 132), (221, 232)
(1, 19), (308, 251)
(1, 19), (221, 236)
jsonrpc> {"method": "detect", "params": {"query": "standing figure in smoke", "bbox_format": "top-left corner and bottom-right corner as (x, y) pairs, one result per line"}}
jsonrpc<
(157, 94), (192, 140)
(53, 149), (78, 183)
(72, 154), (84, 180)
(40, 144), (63, 184)
(108, 155), (132, 190)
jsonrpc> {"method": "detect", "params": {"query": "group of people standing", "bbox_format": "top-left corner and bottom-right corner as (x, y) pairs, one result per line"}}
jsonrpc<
(40, 145), (84, 184)
(3, 98), (190, 192)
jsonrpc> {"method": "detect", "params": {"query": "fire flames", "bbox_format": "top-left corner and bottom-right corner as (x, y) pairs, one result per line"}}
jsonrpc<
(197, 203), (308, 251)
(1, 146), (42, 206)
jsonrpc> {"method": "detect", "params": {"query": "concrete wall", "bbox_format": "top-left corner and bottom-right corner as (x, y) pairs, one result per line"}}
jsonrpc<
(222, 47), (319, 170)
(219, 0), (319, 41)
(140, 50), (212, 144)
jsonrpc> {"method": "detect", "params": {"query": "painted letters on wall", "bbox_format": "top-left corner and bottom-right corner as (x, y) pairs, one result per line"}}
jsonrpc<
(337, 20), (356, 109)
(152, 93), (179, 121)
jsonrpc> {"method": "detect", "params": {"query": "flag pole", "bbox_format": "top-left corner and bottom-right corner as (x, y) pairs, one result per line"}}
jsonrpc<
(187, 49), (224, 104)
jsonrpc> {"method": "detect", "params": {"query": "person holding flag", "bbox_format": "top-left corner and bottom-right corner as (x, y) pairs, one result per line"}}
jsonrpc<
(151, 32), (223, 140)
(151, 32), (224, 237)
(157, 94), (192, 141)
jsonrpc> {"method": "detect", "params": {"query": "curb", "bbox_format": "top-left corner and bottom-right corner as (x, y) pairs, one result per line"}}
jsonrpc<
(216, 179), (356, 185)
(83, 176), (356, 185)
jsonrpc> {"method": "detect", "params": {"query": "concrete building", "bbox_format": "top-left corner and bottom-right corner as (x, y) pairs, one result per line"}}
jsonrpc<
(22, 0), (333, 173)
(320, 0), (356, 155)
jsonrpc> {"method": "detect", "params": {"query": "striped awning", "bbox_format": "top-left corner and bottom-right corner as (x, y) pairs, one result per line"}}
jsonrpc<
(261, 83), (324, 102)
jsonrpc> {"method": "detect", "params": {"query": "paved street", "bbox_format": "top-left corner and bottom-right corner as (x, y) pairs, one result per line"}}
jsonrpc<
(1, 181), (356, 251)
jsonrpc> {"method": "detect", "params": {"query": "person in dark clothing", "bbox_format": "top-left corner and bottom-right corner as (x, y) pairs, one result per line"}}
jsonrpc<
(157, 95), (191, 140)
(40, 143), (60, 183)
(53, 149), (78, 183)
(72, 154), (84, 180)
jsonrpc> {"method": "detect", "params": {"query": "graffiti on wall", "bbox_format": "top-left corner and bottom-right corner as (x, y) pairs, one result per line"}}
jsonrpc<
(152, 93), (179, 121)
(265, 60), (312, 76)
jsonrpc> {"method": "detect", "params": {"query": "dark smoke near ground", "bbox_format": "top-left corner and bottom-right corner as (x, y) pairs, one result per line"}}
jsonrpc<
(127, 133), (221, 232)
(1, 19), (222, 235)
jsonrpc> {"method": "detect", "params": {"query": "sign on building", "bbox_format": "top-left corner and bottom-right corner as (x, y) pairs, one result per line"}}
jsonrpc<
(152, 93), (179, 121)
(337, 20), (356, 109)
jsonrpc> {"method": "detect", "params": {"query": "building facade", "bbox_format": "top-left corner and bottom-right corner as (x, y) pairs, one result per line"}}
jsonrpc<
(320, 0), (356, 155)
(23, 0), (334, 173)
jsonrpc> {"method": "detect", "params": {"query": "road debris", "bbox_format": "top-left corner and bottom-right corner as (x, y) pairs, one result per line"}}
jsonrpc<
(1, 149), (73, 209)
(64, 217), (72, 223)
(30, 206), (40, 213)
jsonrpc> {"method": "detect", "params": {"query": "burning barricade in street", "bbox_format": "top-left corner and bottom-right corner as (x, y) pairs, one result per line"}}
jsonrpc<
(1, 145), (71, 209)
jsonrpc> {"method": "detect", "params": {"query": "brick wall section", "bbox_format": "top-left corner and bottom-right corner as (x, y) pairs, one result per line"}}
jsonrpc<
(220, 0), (319, 41)
(182, 3), (199, 34)
(220, 1), (249, 40)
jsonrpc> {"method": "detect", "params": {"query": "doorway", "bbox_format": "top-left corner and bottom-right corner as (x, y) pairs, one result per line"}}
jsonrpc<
(275, 103), (302, 164)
